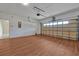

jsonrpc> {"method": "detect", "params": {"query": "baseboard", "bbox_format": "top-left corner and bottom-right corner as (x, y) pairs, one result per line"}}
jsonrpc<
(41, 34), (77, 41)
(9, 35), (36, 39)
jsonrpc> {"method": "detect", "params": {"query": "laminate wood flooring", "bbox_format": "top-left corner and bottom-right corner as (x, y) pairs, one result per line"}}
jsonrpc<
(0, 35), (78, 56)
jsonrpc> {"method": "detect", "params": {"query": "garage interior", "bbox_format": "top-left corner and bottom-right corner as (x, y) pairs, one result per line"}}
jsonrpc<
(0, 3), (79, 56)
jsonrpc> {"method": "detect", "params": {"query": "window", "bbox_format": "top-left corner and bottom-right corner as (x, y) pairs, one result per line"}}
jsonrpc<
(58, 22), (62, 25)
(63, 21), (69, 24)
(43, 21), (69, 27)
(53, 22), (57, 25)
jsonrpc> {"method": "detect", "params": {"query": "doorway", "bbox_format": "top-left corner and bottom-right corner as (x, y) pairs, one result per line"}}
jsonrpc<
(0, 19), (9, 39)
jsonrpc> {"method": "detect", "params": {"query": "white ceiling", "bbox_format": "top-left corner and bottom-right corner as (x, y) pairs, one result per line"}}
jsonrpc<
(0, 3), (79, 20)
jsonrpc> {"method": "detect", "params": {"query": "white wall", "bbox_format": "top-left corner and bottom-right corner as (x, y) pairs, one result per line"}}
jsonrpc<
(0, 12), (40, 38)
(9, 19), (38, 38)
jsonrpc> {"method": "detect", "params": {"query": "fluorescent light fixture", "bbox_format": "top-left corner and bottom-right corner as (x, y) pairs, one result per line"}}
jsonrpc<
(22, 3), (29, 6)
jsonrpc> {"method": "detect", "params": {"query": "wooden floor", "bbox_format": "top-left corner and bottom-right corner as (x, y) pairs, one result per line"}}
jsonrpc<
(0, 35), (78, 56)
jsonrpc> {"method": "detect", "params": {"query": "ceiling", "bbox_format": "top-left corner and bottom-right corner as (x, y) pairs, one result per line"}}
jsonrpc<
(0, 3), (79, 20)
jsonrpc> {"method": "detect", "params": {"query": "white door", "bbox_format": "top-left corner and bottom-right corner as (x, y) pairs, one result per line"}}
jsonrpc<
(0, 21), (3, 37)
(0, 20), (9, 39)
